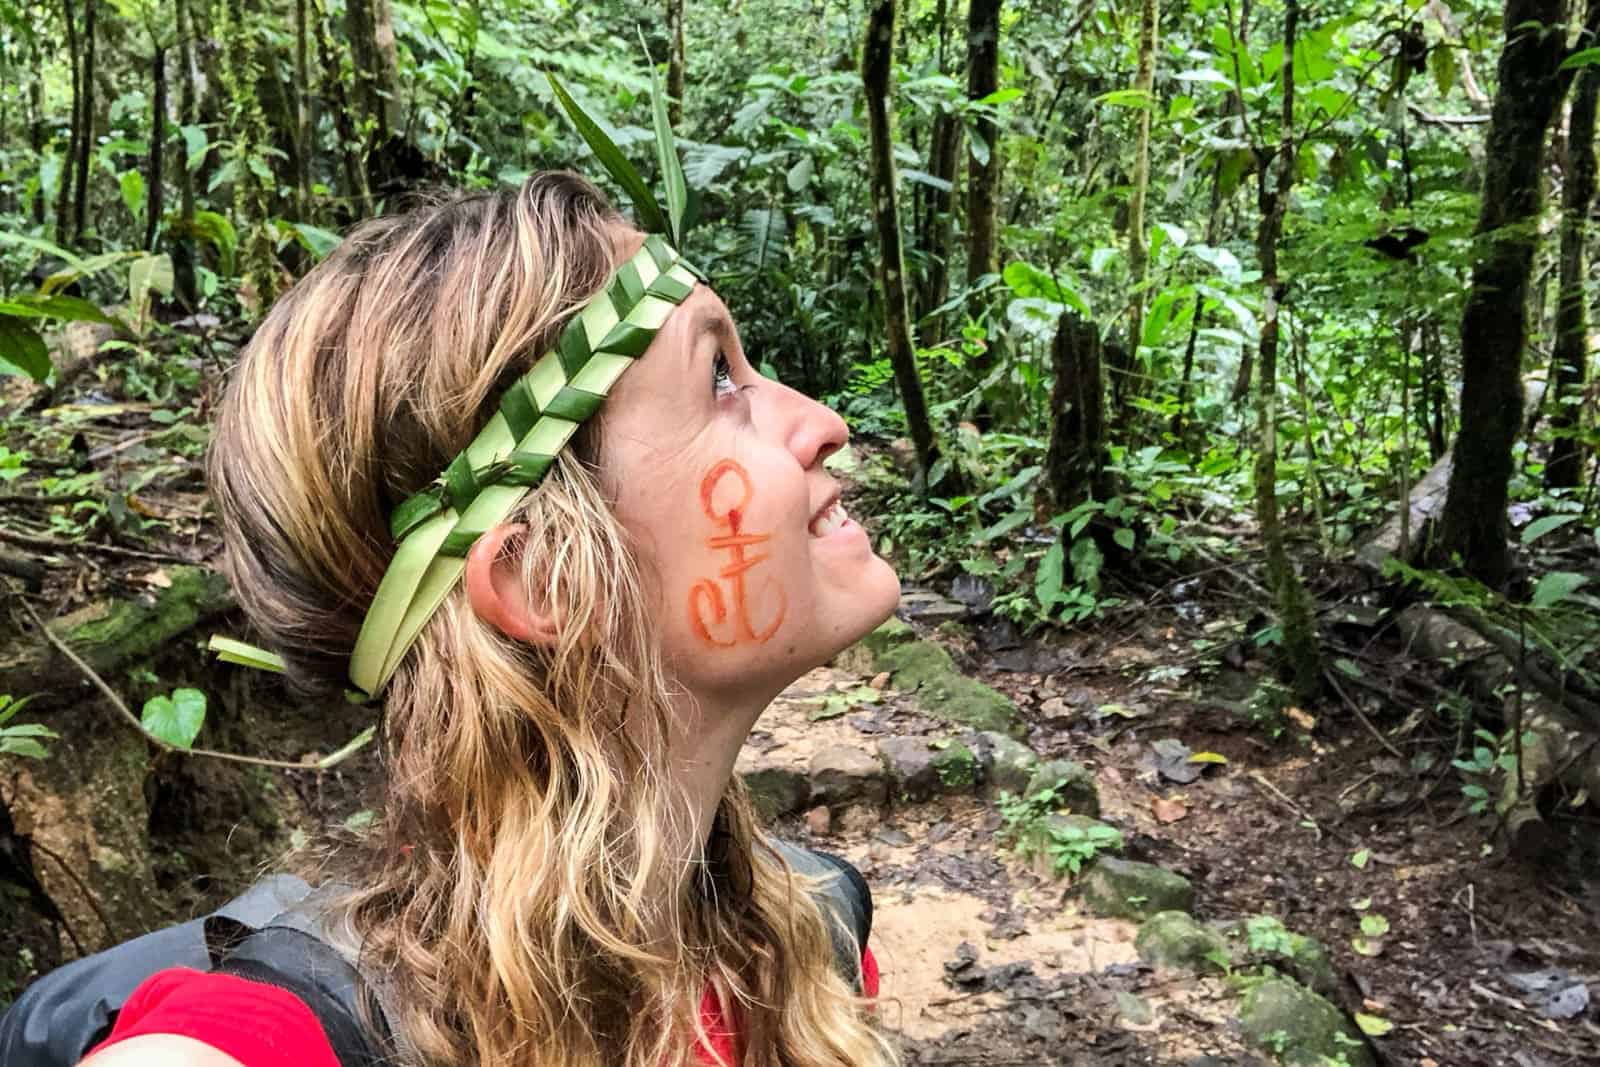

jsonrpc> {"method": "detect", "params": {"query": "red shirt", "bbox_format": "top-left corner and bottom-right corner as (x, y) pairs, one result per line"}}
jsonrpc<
(89, 946), (880, 1066)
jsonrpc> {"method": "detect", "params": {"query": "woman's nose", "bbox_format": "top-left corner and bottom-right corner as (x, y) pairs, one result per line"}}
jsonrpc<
(771, 383), (849, 470)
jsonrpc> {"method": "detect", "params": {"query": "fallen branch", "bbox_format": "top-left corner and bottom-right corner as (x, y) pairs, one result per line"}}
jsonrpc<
(16, 595), (320, 772)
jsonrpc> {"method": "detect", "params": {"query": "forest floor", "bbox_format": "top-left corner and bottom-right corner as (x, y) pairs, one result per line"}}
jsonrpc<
(759, 606), (1600, 1066)
(2, 342), (1599, 1065)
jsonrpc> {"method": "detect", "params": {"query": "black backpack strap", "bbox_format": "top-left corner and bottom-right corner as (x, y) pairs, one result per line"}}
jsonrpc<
(211, 925), (390, 1067)
(768, 840), (873, 989)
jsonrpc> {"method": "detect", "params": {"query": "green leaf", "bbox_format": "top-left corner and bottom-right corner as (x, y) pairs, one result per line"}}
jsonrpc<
(1354, 1012), (1394, 1036)
(547, 72), (668, 236)
(1521, 514), (1578, 544)
(786, 155), (815, 192)
(0, 736), (50, 759)
(975, 87), (1024, 106)
(1359, 913), (1390, 937)
(0, 316), (51, 381)
(1113, 527), (1136, 552)
(129, 253), (175, 310)
(642, 33), (688, 244)
(208, 634), (287, 673)
(1561, 46), (1600, 70)
(141, 687), (207, 749)
(1095, 88), (1156, 109)
(182, 124), (209, 171)
(120, 170), (146, 221)
(290, 223), (343, 260)
(1532, 571), (1589, 609)
(1188, 751), (1229, 764)
(1350, 848), (1370, 869)
(1036, 540), (1065, 608)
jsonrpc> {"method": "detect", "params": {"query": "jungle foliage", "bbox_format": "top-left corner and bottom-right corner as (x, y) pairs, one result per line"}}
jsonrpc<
(2, 0), (1600, 847)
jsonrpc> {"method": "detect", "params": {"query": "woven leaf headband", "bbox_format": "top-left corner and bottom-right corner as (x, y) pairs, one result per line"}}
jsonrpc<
(209, 55), (699, 707)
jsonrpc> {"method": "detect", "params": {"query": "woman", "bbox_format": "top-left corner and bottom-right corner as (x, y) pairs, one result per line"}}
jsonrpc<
(79, 172), (902, 1067)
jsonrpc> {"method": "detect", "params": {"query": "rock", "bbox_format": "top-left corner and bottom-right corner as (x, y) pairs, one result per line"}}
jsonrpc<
(876, 640), (1022, 736)
(837, 804), (878, 834)
(741, 765), (810, 821)
(931, 741), (978, 793)
(831, 617), (915, 675)
(1020, 814), (1122, 881)
(899, 589), (968, 624)
(1135, 911), (1229, 972)
(877, 736), (941, 803)
(1237, 977), (1373, 1067)
(1080, 857), (1193, 920)
(1216, 916), (1340, 998)
(974, 731), (1040, 798)
(805, 805), (831, 836)
(1025, 759), (1101, 817)
(809, 745), (888, 807)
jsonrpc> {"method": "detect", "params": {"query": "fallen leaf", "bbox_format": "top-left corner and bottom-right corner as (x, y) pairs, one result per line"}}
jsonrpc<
(868, 671), (891, 690)
(1354, 1012), (1394, 1036)
(1286, 706), (1317, 731)
(138, 567), (172, 588)
(1188, 751), (1229, 765)
(1152, 796), (1188, 823)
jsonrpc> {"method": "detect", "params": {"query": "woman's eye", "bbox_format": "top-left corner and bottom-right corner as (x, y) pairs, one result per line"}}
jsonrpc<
(713, 352), (739, 399)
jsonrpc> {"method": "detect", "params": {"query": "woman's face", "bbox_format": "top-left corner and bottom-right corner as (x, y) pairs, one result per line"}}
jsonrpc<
(601, 279), (901, 706)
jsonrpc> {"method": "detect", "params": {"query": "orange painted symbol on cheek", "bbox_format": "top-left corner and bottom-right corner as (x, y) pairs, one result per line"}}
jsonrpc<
(688, 459), (787, 647)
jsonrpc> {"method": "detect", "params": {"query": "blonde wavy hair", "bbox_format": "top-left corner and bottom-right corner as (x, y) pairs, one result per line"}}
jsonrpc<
(205, 173), (898, 1067)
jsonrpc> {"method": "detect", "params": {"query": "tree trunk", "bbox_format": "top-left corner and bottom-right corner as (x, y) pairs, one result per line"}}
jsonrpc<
(917, 109), (962, 341)
(316, 0), (372, 217)
(964, 0), (1001, 287)
(1255, 0), (1321, 702)
(863, 0), (942, 484)
(145, 48), (166, 252)
(29, 61), (46, 225)
(667, 0), (686, 126)
(1546, 55), (1598, 489)
(1121, 0), (1158, 416)
(72, 0), (96, 243)
(172, 0), (199, 307)
(1434, 0), (1571, 585)
(345, 0), (400, 144)
(56, 0), (80, 243)
(295, 0), (313, 215)
(1045, 312), (1110, 514)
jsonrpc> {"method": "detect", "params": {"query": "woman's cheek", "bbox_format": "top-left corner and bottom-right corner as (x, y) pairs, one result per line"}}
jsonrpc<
(683, 457), (789, 649)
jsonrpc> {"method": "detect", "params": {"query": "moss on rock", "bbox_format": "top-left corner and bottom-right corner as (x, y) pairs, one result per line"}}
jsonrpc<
(1135, 911), (1229, 972)
(1024, 759), (1100, 817)
(1080, 857), (1193, 920)
(876, 641), (1021, 736)
(1237, 977), (1373, 1067)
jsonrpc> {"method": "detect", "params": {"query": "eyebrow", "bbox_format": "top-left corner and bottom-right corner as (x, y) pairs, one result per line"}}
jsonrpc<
(684, 303), (735, 366)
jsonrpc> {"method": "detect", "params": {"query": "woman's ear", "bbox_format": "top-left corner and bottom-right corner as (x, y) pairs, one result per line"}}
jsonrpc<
(463, 522), (561, 648)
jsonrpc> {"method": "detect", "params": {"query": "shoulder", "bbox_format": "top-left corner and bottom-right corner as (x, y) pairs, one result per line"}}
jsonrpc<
(80, 1034), (248, 1067)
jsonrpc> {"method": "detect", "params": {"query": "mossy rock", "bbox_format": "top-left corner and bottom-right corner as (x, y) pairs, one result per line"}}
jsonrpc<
(1019, 814), (1121, 881)
(1237, 977), (1373, 1067)
(742, 766), (811, 821)
(1217, 916), (1340, 998)
(1135, 911), (1229, 972)
(974, 731), (1039, 797)
(876, 641), (1021, 736)
(1080, 857), (1193, 920)
(832, 617), (915, 674)
(930, 741), (977, 792)
(1024, 759), (1100, 817)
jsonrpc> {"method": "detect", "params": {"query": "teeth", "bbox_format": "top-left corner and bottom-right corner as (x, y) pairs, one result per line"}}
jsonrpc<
(809, 501), (848, 537)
